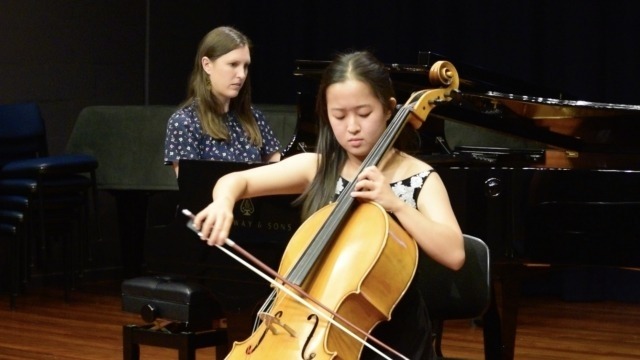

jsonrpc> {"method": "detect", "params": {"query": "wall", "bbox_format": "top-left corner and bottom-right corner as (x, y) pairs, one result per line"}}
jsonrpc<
(0, 0), (146, 155)
(147, 1), (640, 106)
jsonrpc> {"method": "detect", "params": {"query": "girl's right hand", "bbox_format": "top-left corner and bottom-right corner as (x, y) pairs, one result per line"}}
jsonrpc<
(193, 198), (235, 247)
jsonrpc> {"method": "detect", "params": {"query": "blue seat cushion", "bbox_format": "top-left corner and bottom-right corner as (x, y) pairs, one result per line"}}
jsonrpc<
(0, 223), (19, 236)
(1, 154), (97, 176)
(0, 176), (92, 195)
(0, 209), (26, 225)
(0, 195), (30, 210)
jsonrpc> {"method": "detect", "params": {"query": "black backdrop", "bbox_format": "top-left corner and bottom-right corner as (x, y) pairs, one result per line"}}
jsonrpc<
(148, 0), (640, 106)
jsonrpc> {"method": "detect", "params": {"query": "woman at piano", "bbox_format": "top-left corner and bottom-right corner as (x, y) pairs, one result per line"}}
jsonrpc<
(193, 50), (464, 360)
(163, 26), (282, 176)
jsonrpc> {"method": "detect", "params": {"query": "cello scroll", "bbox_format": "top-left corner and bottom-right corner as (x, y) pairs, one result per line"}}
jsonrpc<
(405, 60), (459, 130)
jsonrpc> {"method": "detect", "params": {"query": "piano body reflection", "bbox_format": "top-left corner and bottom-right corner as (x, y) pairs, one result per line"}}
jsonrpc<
(289, 53), (640, 360)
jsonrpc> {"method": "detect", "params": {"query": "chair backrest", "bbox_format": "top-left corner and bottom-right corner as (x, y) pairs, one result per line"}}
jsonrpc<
(67, 105), (177, 190)
(423, 234), (491, 320)
(0, 102), (48, 167)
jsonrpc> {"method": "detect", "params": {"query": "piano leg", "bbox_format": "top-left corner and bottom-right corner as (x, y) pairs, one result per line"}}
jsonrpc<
(484, 260), (523, 360)
(482, 281), (503, 359)
(111, 190), (182, 279)
(111, 190), (150, 279)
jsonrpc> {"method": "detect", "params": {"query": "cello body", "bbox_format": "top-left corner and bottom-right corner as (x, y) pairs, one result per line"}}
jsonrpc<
(225, 201), (418, 359)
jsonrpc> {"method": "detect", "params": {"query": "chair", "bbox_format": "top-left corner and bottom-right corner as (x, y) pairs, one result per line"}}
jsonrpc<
(121, 275), (228, 360)
(0, 101), (99, 305)
(423, 234), (491, 359)
(0, 209), (27, 309)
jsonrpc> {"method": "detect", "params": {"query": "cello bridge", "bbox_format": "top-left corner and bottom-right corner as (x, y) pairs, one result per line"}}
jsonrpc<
(258, 312), (297, 337)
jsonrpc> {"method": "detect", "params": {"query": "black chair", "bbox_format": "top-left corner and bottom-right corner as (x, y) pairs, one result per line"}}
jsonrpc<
(423, 234), (491, 359)
(0, 101), (98, 305)
(0, 209), (27, 309)
(0, 194), (34, 294)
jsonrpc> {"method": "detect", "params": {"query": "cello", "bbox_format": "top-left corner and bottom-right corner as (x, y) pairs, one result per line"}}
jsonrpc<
(188, 60), (460, 359)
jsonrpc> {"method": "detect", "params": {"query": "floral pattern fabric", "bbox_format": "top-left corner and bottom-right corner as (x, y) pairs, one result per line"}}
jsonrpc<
(163, 102), (281, 164)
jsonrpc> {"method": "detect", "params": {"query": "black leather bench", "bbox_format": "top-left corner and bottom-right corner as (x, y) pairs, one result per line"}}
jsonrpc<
(121, 276), (228, 360)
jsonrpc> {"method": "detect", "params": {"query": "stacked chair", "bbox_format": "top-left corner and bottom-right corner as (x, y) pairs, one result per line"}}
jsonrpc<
(0, 101), (98, 309)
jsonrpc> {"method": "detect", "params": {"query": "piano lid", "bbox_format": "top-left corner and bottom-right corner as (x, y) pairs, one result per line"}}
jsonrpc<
(433, 89), (640, 154)
(293, 52), (640, 155)
(481, 91), (640, 118)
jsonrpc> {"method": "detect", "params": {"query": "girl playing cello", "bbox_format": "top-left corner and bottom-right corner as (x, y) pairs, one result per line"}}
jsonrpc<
(193, 50), (464, 359)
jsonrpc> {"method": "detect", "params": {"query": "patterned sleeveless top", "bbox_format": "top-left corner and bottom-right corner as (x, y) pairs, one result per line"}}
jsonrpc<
(333, 170), (434, 209)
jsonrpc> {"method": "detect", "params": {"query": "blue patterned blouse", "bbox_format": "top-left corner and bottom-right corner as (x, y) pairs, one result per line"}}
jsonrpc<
(163, 102), (281, 164)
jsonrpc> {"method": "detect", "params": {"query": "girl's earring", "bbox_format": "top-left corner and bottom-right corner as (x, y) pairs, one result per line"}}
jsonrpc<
(205, 77), (212, 90)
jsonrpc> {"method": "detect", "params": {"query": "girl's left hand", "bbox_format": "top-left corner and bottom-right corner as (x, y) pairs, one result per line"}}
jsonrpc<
(351, 166), (403, 213)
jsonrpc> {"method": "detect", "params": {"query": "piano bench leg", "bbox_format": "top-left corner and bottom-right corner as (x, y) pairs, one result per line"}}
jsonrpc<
(122, 324), (228, 360)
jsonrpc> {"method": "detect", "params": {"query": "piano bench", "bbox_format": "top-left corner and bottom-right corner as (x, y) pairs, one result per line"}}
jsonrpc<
(121, 276), (228, 360)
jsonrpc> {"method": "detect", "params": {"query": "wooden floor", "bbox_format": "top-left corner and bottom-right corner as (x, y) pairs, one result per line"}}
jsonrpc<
(0, 280), (639, 360)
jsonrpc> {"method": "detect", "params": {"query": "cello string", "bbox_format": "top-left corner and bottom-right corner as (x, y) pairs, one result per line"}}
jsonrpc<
(253, 289), (277, 332)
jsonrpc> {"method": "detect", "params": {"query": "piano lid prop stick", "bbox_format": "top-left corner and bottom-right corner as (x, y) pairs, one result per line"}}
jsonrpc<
(181, 209), (406, 360)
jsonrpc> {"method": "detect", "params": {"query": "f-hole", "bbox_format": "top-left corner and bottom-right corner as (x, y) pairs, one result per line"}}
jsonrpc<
(302, 313), (319, 360)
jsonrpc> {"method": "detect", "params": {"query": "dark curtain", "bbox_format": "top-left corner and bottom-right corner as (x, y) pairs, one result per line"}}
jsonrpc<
(148, 0), (640, 106)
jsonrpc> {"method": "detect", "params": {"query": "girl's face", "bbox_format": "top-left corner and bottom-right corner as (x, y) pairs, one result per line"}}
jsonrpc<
(326, 79), (393, 162)
(202, 45), (250, 108)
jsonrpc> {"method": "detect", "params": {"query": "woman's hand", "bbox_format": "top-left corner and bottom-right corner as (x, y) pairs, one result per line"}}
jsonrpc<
(192, 197), (235, 246)
(351, 166), (404, 213)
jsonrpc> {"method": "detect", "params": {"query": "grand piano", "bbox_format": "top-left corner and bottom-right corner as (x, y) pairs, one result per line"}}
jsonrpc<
(288, 52), (640, 359)
(144, 53), (640, 359)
